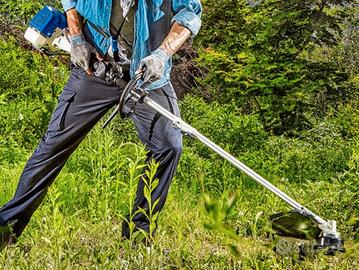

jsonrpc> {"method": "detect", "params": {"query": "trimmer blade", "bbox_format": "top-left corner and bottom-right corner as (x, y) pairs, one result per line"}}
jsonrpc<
(270, 211), (322, 240)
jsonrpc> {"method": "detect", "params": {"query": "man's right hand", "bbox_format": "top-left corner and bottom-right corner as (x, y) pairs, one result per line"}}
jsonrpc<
(69, 34), (94, 75)
(66, 8), (99, 75)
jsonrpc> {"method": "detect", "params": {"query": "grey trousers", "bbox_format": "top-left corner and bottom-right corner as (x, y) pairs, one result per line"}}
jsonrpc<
(0, 66), (182, 241)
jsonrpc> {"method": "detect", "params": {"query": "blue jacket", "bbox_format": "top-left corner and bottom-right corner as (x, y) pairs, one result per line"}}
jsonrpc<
(61, 0), (202, 89)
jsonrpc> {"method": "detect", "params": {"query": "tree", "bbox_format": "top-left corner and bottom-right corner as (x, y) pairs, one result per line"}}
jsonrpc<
(195, 0), (357, 134)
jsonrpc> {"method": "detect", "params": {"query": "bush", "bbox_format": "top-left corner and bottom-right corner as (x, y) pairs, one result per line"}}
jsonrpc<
(194, 0), (358, 133)
(0, 38), (68, 149)
(0, 0), (61, 25)
(177, 95), (357, 195)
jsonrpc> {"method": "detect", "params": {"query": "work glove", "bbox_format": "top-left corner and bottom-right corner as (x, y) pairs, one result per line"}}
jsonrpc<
(137, 48), (169, 83)
(69, 34), (94, 74)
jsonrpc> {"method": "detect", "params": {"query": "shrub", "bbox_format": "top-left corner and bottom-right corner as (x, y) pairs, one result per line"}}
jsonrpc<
(0, 38), (68, 148)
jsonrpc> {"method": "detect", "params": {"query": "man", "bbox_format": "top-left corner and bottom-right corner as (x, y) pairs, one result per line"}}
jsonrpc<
(0, 0), (202, 249)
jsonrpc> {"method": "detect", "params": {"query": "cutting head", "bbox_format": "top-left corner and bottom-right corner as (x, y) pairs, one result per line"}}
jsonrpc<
(270, 211), (322, 240)
(270, 210), (345, 255)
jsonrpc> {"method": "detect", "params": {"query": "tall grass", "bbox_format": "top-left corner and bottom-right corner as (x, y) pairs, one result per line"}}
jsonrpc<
(0, 111), (358, 269)
(0, 39), (358, 269)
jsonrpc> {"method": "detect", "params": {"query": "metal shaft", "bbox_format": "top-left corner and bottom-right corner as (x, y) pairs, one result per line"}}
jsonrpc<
(142, 95), (327, 226)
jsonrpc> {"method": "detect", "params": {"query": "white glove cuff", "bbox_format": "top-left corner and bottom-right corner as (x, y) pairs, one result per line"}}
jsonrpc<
(69, 34), (86, 47)
(152, 48), (169, 62)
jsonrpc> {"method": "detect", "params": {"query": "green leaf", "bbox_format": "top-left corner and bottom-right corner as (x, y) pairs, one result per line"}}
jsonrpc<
(152, 198), (160, 212)
(227, 244), (240, 257)
(143, 186), (151, 206)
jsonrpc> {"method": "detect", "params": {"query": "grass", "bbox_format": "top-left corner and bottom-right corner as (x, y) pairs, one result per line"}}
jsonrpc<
(0, 32), (357, 270)
(0, 120), (358, 269)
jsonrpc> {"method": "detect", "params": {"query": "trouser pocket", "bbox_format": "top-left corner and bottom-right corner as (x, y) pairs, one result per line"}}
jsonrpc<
(48, 90), (76, 132)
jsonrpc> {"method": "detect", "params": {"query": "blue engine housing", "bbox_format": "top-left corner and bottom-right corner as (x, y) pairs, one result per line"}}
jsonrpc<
(29, 6), (67, 37)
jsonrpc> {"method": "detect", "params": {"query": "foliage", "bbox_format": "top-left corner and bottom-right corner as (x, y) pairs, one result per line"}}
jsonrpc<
(134, 160), (161, 243)
(0, 38), (68, 150)
(0, 122), (358, 269)
(178, 95), (356, 191)
(0, 0), (61, 25)
(203, 192), (242, 257)
(0, 1), (358, 269)
(195, 0), (358, 134)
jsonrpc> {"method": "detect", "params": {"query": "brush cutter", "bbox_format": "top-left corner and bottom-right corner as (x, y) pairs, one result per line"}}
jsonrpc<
(103, 73), (346, 256)
(24, 6), (346, 256)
